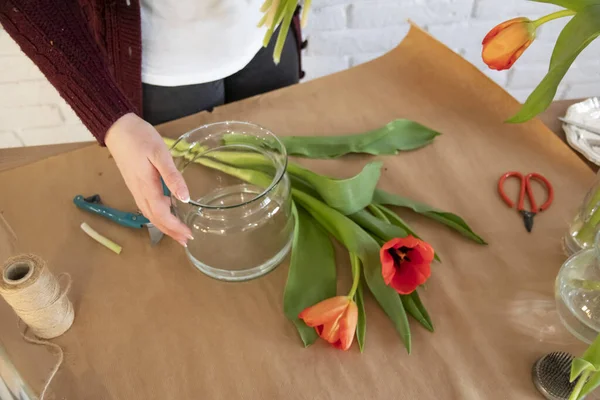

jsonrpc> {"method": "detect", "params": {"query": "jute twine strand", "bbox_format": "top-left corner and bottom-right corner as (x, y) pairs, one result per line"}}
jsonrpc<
(0, 254), (74, 400)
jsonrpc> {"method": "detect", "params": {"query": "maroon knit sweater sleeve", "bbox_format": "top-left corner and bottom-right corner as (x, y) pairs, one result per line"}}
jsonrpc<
(0, 0), (138, 145)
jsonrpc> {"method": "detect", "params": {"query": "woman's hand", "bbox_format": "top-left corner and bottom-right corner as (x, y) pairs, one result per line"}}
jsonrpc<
(105, 113), (193, 247)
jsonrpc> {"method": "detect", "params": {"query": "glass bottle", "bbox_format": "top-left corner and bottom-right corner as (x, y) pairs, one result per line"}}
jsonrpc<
(564, 171), (600, 256)
(168, 121), (294, 282)
(556, 231), (600, 344)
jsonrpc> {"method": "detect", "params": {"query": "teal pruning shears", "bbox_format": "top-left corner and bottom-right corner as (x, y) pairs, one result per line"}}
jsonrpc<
(73, 180), (172, 246)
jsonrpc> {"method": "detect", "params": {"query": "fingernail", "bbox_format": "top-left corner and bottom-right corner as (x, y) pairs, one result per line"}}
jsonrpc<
(178, 240), (188, 248)
(187, 234), (194, 241)
(178, 190), (190, 203)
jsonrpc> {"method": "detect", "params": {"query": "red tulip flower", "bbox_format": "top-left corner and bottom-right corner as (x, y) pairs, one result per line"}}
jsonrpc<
(299, 296), (358, 351)
(380, 236), (434, 294)
(482, 17), (536, 71)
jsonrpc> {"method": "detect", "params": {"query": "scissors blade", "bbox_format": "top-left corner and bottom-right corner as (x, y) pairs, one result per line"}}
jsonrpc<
(146, 223), (164, 246)
(520, 210), (535, 233)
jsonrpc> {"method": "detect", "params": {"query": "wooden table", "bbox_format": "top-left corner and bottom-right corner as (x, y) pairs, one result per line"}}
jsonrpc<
(0, 99), (591, 173)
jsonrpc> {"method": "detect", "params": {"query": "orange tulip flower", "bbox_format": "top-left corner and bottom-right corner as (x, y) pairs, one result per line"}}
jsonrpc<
(482, 17), (536, 71)
(299, 296), (358, 351)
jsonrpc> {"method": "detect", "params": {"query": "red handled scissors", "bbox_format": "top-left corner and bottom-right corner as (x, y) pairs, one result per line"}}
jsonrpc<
(497, 171), (554, 233)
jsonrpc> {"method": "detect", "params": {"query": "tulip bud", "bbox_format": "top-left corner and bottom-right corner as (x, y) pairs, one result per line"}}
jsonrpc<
(482, 17), (536, 71)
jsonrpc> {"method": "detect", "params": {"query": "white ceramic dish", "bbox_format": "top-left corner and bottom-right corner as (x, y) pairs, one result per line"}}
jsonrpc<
(563, 97), (600, 166)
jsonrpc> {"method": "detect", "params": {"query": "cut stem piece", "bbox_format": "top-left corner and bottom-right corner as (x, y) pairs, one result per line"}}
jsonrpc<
(80, 222), (122, 254)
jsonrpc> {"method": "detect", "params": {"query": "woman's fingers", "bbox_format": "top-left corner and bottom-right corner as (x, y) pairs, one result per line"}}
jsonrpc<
(149, 141), (190, 203)
(142, 195), (192, 247)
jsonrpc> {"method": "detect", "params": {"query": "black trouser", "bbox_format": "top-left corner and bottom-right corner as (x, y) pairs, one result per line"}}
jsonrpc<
(142, 24), (301, 125)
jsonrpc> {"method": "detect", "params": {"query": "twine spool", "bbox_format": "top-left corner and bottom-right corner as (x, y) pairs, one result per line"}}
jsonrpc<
(0, 254), (74, 338)
(0, 254), (74, 400)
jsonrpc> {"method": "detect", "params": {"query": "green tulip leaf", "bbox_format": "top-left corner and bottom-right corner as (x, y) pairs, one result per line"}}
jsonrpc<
(224, 119), (439, 159)
(401, 291), (434, 332)
(530, 0), (600, 11)
(284, 203), (337, 346)
(578, 332), (600, 370)
(508, 6), (600, 123)
(293, 189), (412, 352)
(282, 119), (439, 158)
(372, 189), (487, 245)
(374, 204), (441, 262)
(289, 175), (320, 198)
(410, 290), (433, 331)
(349, 209), (408, 242)
(288, 162), (383, 215)
(571, 358), (596, 382)
(374, 205), (415, 236)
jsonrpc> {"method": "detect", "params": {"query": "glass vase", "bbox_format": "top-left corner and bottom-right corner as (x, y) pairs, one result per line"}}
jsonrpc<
(564, 171), (600, 256)
(168, 121), (294, 282)
(556, 231), (600, 344)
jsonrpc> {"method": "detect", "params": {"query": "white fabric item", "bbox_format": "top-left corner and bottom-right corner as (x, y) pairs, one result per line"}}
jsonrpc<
(563, 97), (600, 166)
(140, 0), (267, 86)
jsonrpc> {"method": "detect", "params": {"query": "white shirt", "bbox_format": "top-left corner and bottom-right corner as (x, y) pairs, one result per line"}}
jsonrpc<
(140, 0), (266, 87)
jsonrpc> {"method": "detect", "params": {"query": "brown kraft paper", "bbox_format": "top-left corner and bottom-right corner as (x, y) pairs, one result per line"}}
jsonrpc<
(0, 23), (596, 399)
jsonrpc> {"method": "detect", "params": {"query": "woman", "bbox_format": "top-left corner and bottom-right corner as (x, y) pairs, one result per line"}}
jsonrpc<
(0, 0), (304, 247)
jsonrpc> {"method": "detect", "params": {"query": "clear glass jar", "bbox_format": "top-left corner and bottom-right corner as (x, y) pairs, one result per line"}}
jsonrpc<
(168, 121), (294, 282)
(556, 231), (600, 344)
(564, 171), (600, 256)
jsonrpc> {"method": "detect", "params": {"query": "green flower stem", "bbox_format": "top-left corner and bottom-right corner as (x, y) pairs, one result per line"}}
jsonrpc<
(167, 138), (383, 215)
(198, 158), (272, 187)
(348, 253), (361, 298)
(260, 0), (272, 13)
(569, 279), (600, 291)
(533, 10), (576, 28)
(575, 211), (600, 247)
(575, 186), (600, 246)
(301, 0), (312, 27)
(367, 204), (390, 223)
(569, 370), (591, 400)
(576, 221), (599, 247)
(583, 186), (600, 217)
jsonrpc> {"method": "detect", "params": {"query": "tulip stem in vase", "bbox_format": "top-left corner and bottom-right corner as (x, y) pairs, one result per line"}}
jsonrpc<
(574, 187), (600, 246)
(532, 10), (576, 28)
(569, 370), (591, 400)
(575, 217), (599, 247)
(568, 279), (600, 291)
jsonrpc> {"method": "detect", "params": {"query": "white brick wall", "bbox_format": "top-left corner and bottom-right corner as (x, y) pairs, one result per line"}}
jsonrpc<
(303, 0), (600, 106)
(1, 2), (600, 148)
(0, 27), (92, 148)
